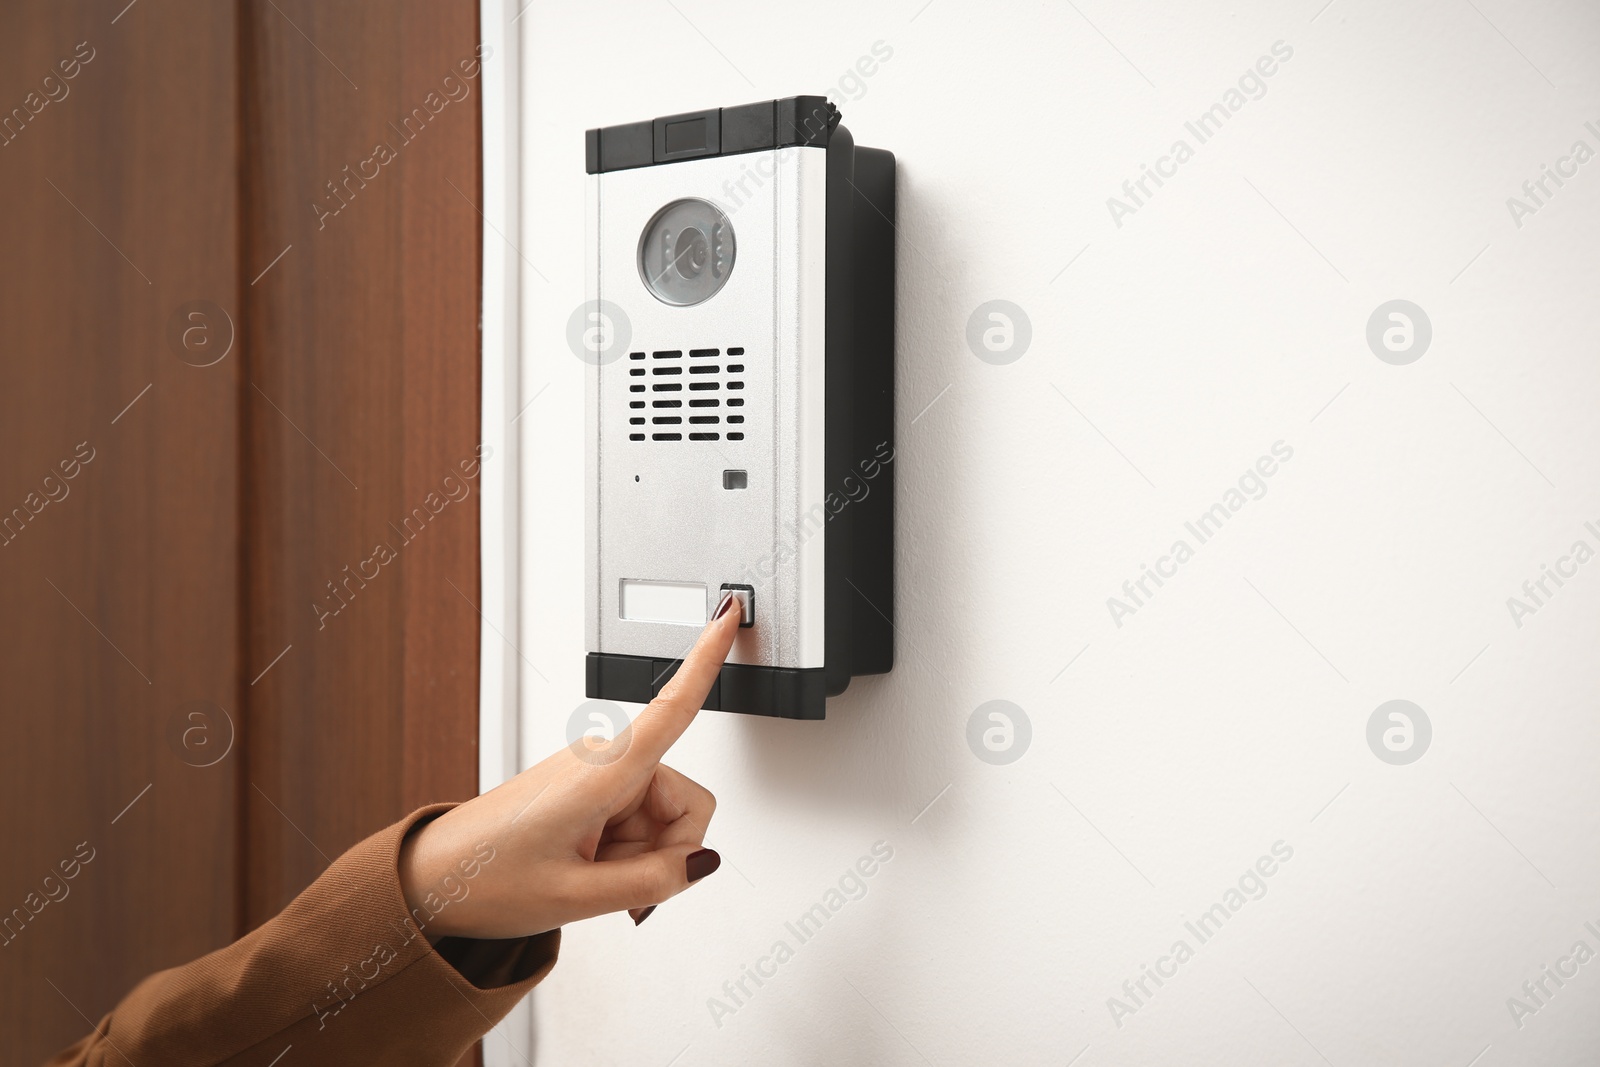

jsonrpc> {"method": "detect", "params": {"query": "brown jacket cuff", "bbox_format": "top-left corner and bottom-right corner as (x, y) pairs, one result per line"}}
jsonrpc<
(48, 803), (558, 1066)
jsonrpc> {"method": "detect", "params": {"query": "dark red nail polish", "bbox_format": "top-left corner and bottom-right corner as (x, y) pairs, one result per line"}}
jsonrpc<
(633, 905), (657, 926)
(714, 593), (735, 619)
(686, 847), (721, 882)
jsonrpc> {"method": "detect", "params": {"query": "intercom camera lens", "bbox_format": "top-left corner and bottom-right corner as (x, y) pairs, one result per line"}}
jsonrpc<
(676, 227), (709, 278)
(638, 198), (735, 306)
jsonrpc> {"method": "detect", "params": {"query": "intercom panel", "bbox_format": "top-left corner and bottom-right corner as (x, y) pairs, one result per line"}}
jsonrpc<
(583, 96), (895, 719)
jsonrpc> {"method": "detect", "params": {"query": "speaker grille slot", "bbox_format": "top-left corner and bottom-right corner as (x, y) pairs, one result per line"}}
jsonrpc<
(626, 347), (746, 442)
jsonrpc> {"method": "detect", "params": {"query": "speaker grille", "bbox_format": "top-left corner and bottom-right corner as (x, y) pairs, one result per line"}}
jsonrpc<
(626, 347), (746, 442)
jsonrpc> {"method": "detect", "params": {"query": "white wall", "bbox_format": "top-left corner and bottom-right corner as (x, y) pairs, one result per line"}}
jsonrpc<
(512, 1), (1600, 1063)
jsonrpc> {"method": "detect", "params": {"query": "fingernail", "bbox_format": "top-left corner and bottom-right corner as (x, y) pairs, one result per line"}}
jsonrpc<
(633, 905), (657, 926)
(686, 847), (721, 882)
(713, 592), (735, 620)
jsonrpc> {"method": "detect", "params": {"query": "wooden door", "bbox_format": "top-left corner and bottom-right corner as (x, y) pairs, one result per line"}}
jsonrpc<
(0, 1), (485, 1062)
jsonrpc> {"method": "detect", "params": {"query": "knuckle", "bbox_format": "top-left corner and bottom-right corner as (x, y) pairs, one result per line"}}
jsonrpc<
(634, 860), (678, 903)
(678, 771), (715, 814)
(644, 693), (682, 723)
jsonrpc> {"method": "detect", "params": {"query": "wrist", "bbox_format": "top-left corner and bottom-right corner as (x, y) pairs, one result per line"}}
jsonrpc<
(398, 817), (462, 939)
(398, 811), (500, 939)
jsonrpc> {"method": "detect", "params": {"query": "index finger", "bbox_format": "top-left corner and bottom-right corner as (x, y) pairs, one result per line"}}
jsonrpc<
(624, 593), (743, 768)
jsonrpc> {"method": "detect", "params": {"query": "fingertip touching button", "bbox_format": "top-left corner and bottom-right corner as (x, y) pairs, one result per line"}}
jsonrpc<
(719, 583), (754, 627)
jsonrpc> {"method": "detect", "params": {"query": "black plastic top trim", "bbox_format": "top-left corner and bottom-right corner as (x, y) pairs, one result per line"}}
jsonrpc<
(586, 95), (840, 174)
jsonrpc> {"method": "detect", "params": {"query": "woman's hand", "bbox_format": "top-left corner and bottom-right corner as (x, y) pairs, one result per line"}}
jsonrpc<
(398, 594), (743, 937)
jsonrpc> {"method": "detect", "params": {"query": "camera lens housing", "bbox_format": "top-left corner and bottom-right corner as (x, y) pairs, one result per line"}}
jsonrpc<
(637, 198), (735, 306)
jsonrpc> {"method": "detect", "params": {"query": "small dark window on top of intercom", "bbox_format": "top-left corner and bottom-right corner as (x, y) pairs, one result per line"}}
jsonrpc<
(723, 470), (747, 490)
(654, 108), (720, 163)
(665, 118), (705, 154)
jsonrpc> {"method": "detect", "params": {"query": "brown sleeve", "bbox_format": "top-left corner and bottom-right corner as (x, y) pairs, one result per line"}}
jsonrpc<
(46, 804), (559, 1067)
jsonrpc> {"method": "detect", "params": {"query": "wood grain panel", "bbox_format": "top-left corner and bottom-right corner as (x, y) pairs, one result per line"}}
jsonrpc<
(240, 0), (484, 929)
(0, 1), (241, 1060)
(0, 2), (486, 1060)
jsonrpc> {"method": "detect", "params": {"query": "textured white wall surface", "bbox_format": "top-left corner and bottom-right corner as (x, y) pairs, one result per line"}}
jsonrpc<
(513, 1), (1600, 1063)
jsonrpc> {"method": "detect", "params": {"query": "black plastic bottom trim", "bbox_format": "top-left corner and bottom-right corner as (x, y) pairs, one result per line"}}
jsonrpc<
(587, 652), (826, 720)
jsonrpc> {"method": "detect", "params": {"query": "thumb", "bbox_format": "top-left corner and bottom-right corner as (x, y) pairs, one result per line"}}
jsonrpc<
(567, 844), (722, 919)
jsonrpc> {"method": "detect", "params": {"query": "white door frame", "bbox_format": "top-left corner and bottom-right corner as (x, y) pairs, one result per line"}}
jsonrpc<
(477, 0), (528, 1061)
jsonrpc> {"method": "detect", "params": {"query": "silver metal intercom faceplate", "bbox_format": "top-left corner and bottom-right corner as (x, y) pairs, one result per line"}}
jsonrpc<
(585, 148), (828, 671)
(583, 96), (895, 719)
